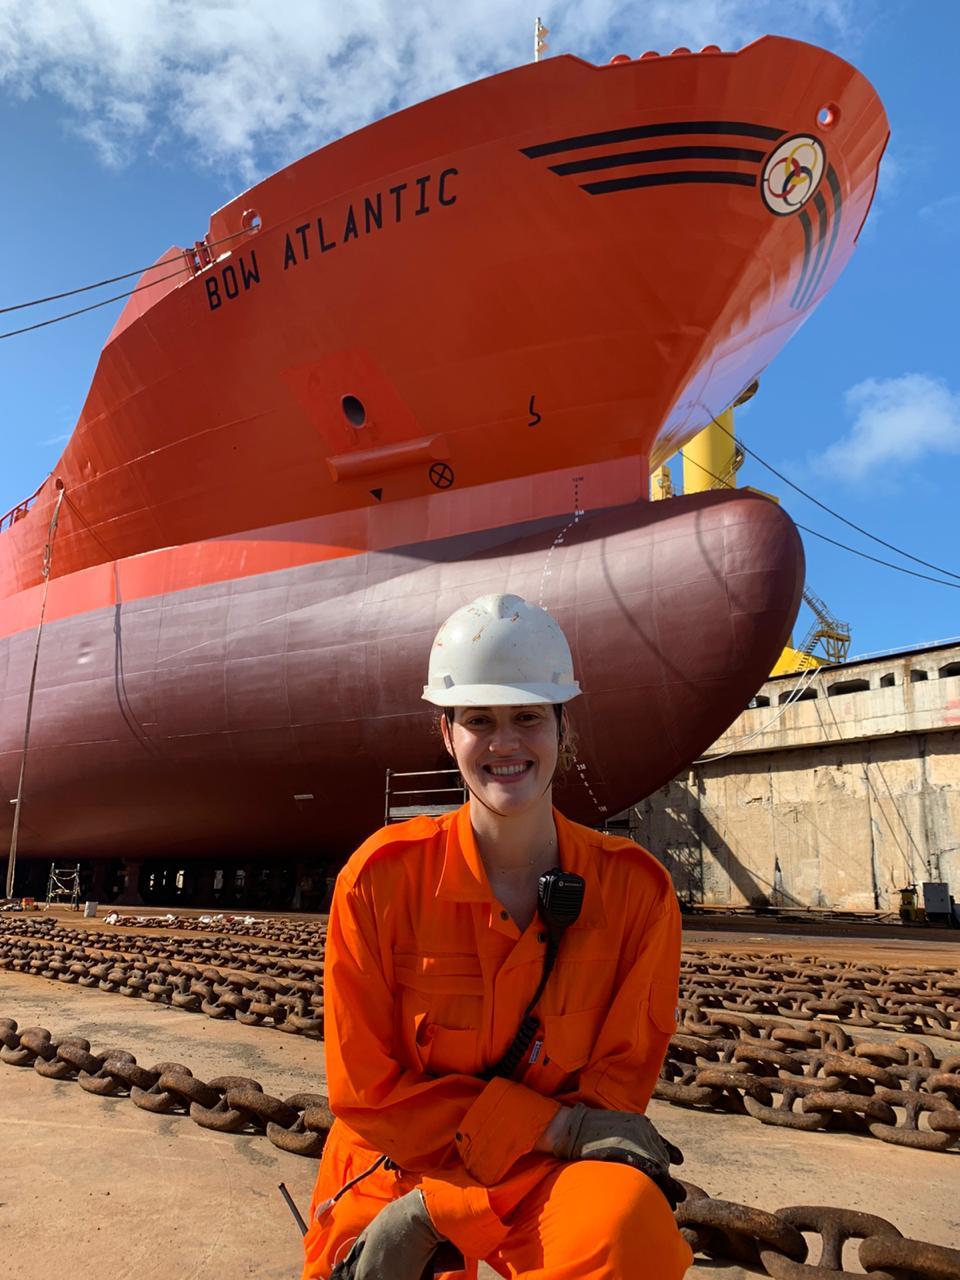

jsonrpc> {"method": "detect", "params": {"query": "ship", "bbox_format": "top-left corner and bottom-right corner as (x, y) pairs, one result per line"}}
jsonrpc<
(0, 35), (888, 905)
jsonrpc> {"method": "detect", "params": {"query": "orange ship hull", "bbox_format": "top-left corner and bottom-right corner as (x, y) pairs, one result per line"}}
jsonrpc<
(0, 37), (885, 890)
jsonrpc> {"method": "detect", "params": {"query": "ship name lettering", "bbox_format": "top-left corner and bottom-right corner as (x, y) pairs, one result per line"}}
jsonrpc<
(389, 182), (406, 221)
(438, 167), (457, 206)
(207, 169), (458, 311)
(364, 194), (383, 232)
(204, 250), (262, 312)
(279, 167), (459, 273)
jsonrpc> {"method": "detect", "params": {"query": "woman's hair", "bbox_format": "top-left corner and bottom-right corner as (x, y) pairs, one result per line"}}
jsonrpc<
(556, 708), (578, 777)
(438, 705), (579, 778)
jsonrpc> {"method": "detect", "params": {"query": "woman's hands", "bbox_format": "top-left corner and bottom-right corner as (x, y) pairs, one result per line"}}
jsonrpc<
(329, 1190), (451, 1280)
(533, 1104), (577, 1154)
(536, 1103), (686, 1209)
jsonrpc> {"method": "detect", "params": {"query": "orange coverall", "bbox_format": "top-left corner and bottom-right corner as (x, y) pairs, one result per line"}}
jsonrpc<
(303, 803), (691, 1279)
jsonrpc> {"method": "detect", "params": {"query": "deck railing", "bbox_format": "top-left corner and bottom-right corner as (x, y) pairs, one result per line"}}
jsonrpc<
(384, 767), (466, 825)
(0, 483), (43, 534)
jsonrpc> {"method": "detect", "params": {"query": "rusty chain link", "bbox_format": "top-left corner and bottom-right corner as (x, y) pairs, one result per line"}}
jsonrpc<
(0, 919), (325, 1036)
(0, 1015), (333, 1156)
(2, 1014), (957, 1278)
(681, 953), (960, 1040)
(101, 912), (328, 943)
(0, 913), (326, 962)
(641, 950), (960, 1157)
(5, 922), (960, 1151)
(657, 1005), (960, 1153)
(676, 1185), (960, 1279)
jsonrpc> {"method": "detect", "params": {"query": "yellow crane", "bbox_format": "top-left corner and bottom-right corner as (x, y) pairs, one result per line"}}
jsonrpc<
(652, 386), (851, 675)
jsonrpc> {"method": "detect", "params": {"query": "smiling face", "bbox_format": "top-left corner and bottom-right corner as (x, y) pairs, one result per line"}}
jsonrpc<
(442, 703), (562, 818)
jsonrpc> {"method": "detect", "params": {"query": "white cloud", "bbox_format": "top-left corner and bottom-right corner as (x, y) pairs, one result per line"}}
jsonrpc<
(920, 192), (960, 231)
(0, 0), (854, 180)
(819, 374), (960, 481)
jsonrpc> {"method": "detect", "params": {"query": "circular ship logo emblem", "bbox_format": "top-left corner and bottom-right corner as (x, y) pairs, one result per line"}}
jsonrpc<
(762, 135), (825, 215)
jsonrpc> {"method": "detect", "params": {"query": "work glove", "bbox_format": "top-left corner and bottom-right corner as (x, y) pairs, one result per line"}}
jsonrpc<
(555, 1104), (686, 1210)
(329, 1189), (451, 1280)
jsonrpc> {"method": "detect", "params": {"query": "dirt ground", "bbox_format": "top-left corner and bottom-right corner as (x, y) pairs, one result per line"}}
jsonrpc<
(683, 924), (960, 968)
(1, 920), (958, 1279)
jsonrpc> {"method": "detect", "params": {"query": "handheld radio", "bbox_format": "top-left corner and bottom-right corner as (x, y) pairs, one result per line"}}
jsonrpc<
(538, 868), (586, 942)
(483, 867), (585, 1081)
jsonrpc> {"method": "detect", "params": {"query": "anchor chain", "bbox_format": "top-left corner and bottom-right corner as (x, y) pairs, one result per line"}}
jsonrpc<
(1, 1015), (957, 1278)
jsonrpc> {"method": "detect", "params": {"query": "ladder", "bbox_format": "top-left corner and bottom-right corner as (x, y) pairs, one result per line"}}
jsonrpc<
(708, 441), (746, 491)
(46, 862), (82, 910)
(798, 586), (851, 664)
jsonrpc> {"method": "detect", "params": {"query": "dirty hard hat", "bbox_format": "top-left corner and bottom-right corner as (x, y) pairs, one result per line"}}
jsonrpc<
(422, 593), (581, 707)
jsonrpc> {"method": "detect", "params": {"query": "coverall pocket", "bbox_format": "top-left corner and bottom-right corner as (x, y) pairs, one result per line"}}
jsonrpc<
(394, 953), (484, 994)
(395, 954), (485, 1067)
(530, 1006), (606, 1092)
(415, 1017), (481, 1076)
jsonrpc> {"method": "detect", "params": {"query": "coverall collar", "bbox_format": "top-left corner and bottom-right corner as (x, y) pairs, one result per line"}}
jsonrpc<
(437, 803), (607, 929)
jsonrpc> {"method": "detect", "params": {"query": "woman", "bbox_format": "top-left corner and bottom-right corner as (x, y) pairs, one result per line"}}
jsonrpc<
(303, 593), (691, 1280)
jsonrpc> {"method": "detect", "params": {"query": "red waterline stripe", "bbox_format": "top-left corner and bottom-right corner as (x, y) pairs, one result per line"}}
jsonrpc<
(0, 455), (648, 641)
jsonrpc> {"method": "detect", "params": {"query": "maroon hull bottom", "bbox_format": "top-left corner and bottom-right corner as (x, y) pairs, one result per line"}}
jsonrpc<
(0, 491), (802, 864)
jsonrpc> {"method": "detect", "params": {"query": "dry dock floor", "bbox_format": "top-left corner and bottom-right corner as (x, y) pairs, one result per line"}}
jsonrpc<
(1, 920), (958, 1278)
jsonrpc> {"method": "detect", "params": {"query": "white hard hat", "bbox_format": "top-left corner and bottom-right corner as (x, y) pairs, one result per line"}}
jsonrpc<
(422, 593), (581, 707)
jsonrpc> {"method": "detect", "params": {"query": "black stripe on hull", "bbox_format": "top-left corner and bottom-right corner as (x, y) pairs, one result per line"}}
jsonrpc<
(522, 119), (786, 159)
(798, 165), (843, 309)
(792, 210), (814, 309)
(802, 190), (829, 311)
(791, 164), (842, 312)
(550, 145), (766, 176)
(583, 170), (757, 196)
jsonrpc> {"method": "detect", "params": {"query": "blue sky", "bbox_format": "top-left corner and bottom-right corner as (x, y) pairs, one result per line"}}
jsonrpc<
(0, 0), (957, 658)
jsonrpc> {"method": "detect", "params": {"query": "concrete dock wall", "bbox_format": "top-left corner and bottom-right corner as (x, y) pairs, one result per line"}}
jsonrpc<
(631, 642), (960, 911)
